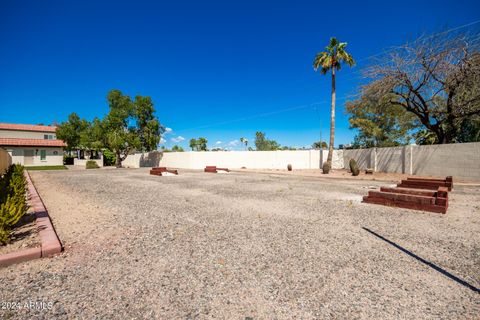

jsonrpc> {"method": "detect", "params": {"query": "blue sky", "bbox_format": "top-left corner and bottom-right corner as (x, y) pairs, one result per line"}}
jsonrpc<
(1, 0), (479, 150)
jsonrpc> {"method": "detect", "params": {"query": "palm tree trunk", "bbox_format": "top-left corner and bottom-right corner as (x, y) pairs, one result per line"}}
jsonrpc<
(327, 67), (336, 165)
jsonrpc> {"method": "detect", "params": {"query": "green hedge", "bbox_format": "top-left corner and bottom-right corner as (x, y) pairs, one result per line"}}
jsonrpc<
(86, 160), (100, 169)
(0, 165), (28, 245)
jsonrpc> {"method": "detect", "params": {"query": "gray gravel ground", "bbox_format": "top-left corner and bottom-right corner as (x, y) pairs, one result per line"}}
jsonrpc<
(1, 168), (479, 319)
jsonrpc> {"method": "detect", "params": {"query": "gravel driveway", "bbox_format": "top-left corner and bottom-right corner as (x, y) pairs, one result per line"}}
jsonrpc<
(1, 168), (479, 319)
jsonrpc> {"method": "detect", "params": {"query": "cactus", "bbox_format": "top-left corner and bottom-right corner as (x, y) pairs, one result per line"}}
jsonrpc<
(349, 158), (360, 176)
(322, 161), (331, 174)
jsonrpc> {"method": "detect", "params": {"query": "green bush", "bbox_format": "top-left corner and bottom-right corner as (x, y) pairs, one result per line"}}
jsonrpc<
(322, 161), (331, 174)
(102, 149), (116, 166)
(63, 154), (75, 165)
(349, 158), (360, 176)
(86, 160), (100, 169)
(0, 164), (28, 245)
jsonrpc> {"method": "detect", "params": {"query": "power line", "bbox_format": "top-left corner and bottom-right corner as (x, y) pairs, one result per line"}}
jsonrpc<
(171, 20), (480, 134)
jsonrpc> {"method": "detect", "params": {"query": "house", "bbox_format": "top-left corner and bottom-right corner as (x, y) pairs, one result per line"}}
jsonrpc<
(0, 123), (66, 166)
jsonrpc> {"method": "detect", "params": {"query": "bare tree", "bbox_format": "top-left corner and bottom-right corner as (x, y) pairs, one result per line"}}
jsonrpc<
(364, 32), (480, 143)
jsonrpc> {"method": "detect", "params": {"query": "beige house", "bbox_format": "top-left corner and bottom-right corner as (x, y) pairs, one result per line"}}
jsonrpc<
(0, 123), (65, 166)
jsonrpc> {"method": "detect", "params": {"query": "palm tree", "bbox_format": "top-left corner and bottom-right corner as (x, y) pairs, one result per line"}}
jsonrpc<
(313, 37), (355, 168)
(240, 137), (248, 150)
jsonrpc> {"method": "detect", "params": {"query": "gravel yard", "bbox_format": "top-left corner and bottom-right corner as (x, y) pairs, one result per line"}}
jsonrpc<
(1, 168), (479, 319)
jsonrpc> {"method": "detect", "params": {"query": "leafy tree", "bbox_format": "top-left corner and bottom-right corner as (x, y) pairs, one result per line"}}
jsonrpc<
(364, 33), (480, 143)
(346, 89), (418, 148)
(56, 113), (89, 152)
(313, 37), (355, 168)
(171, 145), (184, 152)
(134, 95), (163, 151)
(102, 90), (163, 167)
(189, 138), (197, 151)
(189, 138), (207, 151)
(79, 117), (104, 157)
(312, 141), (328, 149)
(254, 132), (280, 151)
(240, 137), (248, 150)
(197, 137), (208, 151)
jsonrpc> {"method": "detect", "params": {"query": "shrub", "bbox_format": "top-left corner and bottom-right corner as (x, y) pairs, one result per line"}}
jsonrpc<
(63, 154), (75, 165)
(322, 161), (331, 174)
(0, 164), (28, 245)
(86, 160), (100, 169)
(102, 149), (116, 166)
(349, 158), (360, 176)
(287, 164), (292, 171)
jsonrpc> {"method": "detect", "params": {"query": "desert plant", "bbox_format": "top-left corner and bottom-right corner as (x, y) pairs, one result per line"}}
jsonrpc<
(322, 161), (331, 174)
(0, 164), (28, 245)
(349, 158), (360, 176)
(287, 164), (292, 171)
(86, 160), (100, 169)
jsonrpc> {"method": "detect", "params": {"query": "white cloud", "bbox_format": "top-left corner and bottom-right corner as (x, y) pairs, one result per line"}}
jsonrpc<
(215, 141), (222, 145)
(164, 127), (173, 134)
(171, 136), (185, 143)
(228, 140), (239, 146)
(159, 137), (166, 144)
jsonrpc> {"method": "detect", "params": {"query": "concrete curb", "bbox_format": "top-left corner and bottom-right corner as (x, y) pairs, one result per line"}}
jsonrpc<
(25, 171), (62, 257)
(0, 171), (62, 268)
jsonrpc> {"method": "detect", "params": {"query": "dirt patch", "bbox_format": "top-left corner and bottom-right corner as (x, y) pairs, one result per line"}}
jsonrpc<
(0, 210), (41, 255)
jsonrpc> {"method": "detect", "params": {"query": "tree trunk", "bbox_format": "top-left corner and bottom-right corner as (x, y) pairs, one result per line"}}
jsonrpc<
(327, 67), (336, 166)
(115, 150), (122, 168)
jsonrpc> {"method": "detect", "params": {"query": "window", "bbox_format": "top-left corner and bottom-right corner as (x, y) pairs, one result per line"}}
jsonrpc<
(40, 150), (46, 160)
(44, 134), (55, 140)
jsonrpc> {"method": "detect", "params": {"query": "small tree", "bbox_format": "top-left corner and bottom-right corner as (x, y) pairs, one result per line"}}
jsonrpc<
(56, 112), (89, 153)
(312, 141), (328, 149)
(240, 137), (248, 150)
(171, 145), (184, 152)
(197, 137), (208, 151)
(255, 132), (280, 151)
(189, 138), (197, 151)
(102, 90), (163, 167)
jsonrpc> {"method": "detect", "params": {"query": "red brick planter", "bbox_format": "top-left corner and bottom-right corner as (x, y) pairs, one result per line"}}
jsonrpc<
(363, 177), (452, 214)
(150, 167), (178, 176)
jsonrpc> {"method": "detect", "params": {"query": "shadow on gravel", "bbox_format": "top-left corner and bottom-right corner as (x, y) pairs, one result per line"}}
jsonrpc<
(362, 227), (480, 294)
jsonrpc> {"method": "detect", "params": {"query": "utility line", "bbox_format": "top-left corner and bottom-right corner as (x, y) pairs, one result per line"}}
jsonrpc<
(172, 20), (480, 134)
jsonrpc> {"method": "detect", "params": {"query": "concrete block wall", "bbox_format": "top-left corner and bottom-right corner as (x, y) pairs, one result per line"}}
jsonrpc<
(159, 150), (324, 170)
(343, 142), (480, 180)
(411, 142), (480, 180)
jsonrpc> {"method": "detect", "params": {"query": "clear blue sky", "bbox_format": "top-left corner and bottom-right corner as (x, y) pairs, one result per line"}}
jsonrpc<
(1, 0), (479, 150)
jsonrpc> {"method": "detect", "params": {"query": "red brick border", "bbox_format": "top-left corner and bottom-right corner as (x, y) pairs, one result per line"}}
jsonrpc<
(0, 171), (62, 268)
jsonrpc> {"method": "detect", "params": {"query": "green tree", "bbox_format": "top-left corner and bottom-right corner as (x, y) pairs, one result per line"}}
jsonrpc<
(364, 34), (480, 144)
(346, 88), (418, 148)
(171, 145), (184, 152)
(254, 132), (280, 151)
(312, 141), (328, 149)
(102, 89), (163, 167)
(197, 137), (208, 151)
(56, 113), (89, 152)
(240, 137), (248, 150)
(313, 37), (355, 169)
(134, 95), (163, 151)
(189, 138), (197, 151)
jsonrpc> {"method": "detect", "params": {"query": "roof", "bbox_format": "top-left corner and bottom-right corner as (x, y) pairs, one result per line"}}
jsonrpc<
(0, 123), (57, 133)
(0, 138), (66, 147)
